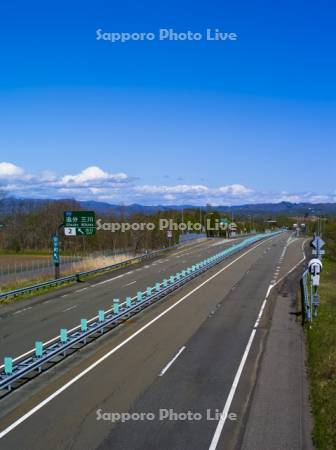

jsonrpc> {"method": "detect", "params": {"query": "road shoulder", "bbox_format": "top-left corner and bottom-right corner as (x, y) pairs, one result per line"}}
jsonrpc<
(240, 271), (314, 450)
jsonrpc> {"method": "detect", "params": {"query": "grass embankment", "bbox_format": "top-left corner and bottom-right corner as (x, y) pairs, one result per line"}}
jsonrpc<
(306, 258), (336, 449)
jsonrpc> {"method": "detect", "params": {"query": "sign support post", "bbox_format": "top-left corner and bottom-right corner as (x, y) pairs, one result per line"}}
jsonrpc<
(53, 223), (64, 279)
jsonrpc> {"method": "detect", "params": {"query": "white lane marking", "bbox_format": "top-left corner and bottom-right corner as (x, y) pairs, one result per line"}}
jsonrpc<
(75, 287), (88, 293)
(13, 307), (32, 316)
(210, 273), (275, 450)
(0, 235), (280, 439)
(62, 305), (77, 313)
(159, 346), (186, 377)
(272, 238), (308, 288)
(209, 329), (257, 450)
(61, 294), (69, 298)
(92, 274), (124, 286)
(208, 236), (307, 450)
(122, 281), (136, 287)
(265, 284), (273, 298)
(211, 239), (236, 247)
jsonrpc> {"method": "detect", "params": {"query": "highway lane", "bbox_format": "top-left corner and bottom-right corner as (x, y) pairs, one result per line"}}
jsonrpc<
(0, 237), (244, 364)
(0, 232), (306, 449)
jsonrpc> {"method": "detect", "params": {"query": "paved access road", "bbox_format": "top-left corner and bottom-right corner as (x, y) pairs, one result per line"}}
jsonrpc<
(0, 233), (310, 450)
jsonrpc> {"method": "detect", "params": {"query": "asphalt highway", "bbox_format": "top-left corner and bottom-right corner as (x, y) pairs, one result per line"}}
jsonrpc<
(0, 238), (245, 366)
(0, 233), (310, 449)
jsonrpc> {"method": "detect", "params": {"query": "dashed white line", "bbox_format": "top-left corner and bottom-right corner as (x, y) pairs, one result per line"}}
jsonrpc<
(75, 287), (88, 293)
(13, 307), (32, 315)
(122, 281), (136, 287)
(159, 346), (186, 376)
(92, 274), (124, 286)
(62, 305), (77, 313)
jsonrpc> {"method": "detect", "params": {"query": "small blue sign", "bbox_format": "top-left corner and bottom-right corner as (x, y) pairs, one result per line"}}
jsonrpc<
(53, 235), (60, 265)
(312, 237), (325, 249)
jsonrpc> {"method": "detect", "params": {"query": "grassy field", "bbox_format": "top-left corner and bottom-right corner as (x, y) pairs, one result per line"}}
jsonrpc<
(306, 258), (336, 450)
(0, 253), (137, 303)
(0, 254), (52, 266)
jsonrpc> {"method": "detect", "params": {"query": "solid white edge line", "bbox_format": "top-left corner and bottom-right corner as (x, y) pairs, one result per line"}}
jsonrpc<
(159, 346), (186, 376)
(209, 329), (257, 450)
(0, 235), (280, 439)
(208, 236), (308, 449)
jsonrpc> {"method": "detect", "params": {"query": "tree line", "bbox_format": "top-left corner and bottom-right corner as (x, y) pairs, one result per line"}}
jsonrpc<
(0, 193), (307, 255)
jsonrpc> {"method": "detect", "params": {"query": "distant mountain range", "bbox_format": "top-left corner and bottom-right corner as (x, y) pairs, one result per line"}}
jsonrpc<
(1, 197), (336, 217)
(81, 200), (336, 217)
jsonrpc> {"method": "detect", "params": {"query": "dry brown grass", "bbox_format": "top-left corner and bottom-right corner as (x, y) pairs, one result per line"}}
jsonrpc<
(0, 253), (136, 294)
(63, 254), (135, 274)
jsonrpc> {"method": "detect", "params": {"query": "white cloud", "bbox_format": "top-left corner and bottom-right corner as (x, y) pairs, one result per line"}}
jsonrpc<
(61, 166), (129, 185)
(0, 162), (335, 206)
(0, 162), (24, 178)
(135, 184), (209, 195)
(219, 184), (253, 196)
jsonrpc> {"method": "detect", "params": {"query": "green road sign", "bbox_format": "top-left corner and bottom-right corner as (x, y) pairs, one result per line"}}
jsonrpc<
(52, 235), (60, 264)
(64, 211), (96, 236)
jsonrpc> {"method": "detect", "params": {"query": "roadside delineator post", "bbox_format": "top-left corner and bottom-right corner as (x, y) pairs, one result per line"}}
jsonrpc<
(35, 341), (43, 372)
(60, 328), (68, 356)
(4, 357), (12, 375)
(80, 319), (88, 343)
(60, 329), (67, 343)
(81, 319), (88, 332)
(113, 299), (120, 314)
(35, 341), (43, 357)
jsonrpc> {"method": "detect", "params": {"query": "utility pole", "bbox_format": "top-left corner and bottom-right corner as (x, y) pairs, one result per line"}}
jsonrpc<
(181, 207), (184, 234)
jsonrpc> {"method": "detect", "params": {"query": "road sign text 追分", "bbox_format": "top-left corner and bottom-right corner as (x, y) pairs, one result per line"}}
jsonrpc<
(64, 211), (96, 236)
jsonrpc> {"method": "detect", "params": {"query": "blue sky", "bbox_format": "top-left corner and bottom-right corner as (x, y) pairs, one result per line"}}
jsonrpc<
(0, 0), (335, 205)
